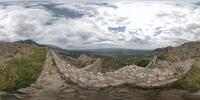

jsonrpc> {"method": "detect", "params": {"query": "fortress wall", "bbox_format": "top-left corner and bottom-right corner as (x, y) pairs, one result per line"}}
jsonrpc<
(42, 50), (194, 88)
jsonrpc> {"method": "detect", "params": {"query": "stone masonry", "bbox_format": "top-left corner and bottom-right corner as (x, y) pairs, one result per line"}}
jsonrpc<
(49, 50), (194, 88)
(18, 49), (194, 94)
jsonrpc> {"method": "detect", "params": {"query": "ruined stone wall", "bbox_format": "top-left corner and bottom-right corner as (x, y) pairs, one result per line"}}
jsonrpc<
(66, 55), (95, 68)
(79, 58), (102, 74)
(34, 51), (66, 90)
(49, 50), (194, 88)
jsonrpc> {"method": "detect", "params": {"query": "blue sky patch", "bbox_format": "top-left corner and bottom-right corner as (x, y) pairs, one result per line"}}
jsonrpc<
(108, 26), (126, 33)
(41, 4), (84, 18)
(153, 27), (162, 36)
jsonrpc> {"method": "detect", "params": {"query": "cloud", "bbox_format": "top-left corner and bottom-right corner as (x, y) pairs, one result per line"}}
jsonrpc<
(0, 0), (200, 49)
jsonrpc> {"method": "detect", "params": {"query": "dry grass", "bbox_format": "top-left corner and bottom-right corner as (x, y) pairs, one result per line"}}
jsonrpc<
(0, 45), (47, 91)
(174, 60), (200, 92)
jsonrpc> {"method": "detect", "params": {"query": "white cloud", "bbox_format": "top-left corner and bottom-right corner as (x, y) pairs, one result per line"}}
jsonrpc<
(0, 0), (200, 49)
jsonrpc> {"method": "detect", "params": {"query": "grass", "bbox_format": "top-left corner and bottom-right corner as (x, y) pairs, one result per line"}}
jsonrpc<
(174, 60), (200, 92)
(0, 45), (47, 91)
(134, 58), (150, 67)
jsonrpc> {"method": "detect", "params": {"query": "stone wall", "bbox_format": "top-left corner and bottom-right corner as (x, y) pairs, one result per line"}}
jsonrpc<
(50, 50), (194, 88)
(66, 54), (95, 68)
(79, 58), (102, 74)
(33, 51), (66, 91)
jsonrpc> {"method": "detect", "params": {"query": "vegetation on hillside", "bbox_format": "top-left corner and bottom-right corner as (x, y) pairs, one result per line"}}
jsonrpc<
(0, 45), (47, 91)
(174, 60), (200, 92)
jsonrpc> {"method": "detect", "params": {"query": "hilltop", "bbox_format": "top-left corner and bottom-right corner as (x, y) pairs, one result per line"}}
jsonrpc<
(153, 41), (200, 62)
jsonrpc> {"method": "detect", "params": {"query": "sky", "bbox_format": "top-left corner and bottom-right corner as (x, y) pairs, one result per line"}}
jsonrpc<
(0, 0), (200, 50)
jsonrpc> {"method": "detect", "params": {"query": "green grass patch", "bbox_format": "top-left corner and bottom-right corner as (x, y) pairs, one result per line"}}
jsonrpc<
(134, 58), (150, 67)
(174, 60), (200, 92)
(0, 46), (47, 91)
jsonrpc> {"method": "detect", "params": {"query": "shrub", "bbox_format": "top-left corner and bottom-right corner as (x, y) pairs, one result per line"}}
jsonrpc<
(134, 58), (150, 67)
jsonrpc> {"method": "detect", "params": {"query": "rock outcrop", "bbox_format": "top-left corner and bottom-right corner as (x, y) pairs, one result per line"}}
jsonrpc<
(154, 41), (200, 62)
(0, 42), (19, 57)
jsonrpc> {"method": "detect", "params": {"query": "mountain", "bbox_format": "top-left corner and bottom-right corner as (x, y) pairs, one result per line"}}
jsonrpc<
(14, 39), (153, 57)
(83, 48), (153, 56)
(14, 39), (68, 54)
(15, 39), (39, 45)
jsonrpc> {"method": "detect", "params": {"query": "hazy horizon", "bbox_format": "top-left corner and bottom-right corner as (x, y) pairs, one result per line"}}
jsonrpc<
(0, 0), (200, 50)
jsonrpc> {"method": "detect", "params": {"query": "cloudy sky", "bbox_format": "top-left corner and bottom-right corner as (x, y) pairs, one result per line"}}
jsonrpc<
(0, 0), (200, 50)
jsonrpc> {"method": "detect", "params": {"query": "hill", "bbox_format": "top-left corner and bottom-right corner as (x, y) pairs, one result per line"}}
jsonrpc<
(153, 41), (200, 62)
(15, 39), (69, 54)
(14, 39), (39, 45)
(152, 41), (200, 91)
(0, 42), (47, 91)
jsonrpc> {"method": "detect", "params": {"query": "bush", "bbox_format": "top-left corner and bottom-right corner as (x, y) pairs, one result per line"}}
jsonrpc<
(134, 58), (150, 67)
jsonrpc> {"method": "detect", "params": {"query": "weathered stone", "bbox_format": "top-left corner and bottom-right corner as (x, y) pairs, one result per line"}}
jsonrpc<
(93, 83), (109, 88)
(88, 80), (99, 86)
(30, 50), (194, 89)
(80, 58), (102, 74)
(78, 77), (88, 83)
(89, 74), (97, 80)
(110, 80), (125, 87)
(34, 51), (66, 90)
(63, 89), (76, 93)
(158, 77), (165, 81)
(116, 88), (129, 93)
(13, 93), (24, 99)
(0, 91), (7, 96)
(18, 87), (38, 94)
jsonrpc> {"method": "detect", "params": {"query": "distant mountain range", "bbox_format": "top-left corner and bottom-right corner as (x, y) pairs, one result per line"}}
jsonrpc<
(14, 39), (153, 56)
(14, 39), (68, 53)
(15, 39), (39, 45)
